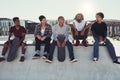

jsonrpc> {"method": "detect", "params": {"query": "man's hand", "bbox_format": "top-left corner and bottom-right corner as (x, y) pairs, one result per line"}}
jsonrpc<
(62, 41), (66, 47)
(75, 31), (78, 36)
(41, 37), (46, 41)
(56, 40), (61, 47)
(103, 38), (107, 42)
(86, 22), (92, 28)
(37, 35), (42, 40)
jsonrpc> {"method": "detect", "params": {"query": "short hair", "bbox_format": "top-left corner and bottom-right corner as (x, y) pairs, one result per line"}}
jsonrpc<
(39, 15), (46, 21)
(13, 17), (19, 22)
(96, 12), (104, 19)
(75, 13), (84, 20)
(58, 16), (64, 21)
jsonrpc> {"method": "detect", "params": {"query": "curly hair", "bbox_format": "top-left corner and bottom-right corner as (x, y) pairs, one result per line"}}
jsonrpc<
(75, 13), (84, 20)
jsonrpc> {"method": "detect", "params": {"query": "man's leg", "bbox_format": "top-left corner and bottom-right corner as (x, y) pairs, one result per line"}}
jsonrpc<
(46, 41), (56, 63)
(66, 41), (77, 62)
(105, 39), (117, 61)
(71, 28), (80, 46)
(0, 42), (9, 62)
(93, 36), (99, 61)
(19, 42), (26, 62)
(33, 38), (42, 58)
(80, 29), (89, 47)
(43, 37), (51, 58)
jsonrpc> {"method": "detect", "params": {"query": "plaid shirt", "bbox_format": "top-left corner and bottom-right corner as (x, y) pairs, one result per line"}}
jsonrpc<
(34, 23), (52, 38)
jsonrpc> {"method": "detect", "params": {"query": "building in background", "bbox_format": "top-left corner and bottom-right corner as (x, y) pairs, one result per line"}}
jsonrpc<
(0, 18), (33, 36)
(0, 18), (120, 38)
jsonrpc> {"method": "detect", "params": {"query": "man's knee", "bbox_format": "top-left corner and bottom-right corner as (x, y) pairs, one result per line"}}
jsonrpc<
(45, 37), (51, 42)
(4, 42), (9, 47)
(66, 41), (72, 46)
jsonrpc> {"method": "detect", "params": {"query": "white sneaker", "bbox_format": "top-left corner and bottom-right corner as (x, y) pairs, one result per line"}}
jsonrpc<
(41, 56), (47, 59)
(71, 59), (78, 63)
(36, 50), (40, 55)
(93, 57), (98, 61)
(99, 41), (104, 44)
(0, 55), (5, 58)
(45, 59), (52, 63)
(0, 55), (5, 62)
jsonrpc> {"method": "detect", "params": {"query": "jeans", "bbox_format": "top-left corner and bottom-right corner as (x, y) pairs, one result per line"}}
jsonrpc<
(35, 37), (51, 53)
(93, 36), (117, 61)
(48, 40), (75, 61)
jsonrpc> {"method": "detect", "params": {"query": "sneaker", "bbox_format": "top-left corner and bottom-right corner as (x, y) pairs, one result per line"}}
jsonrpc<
(99, 41), (105, 46)
(93, 57), (98, 61)
(113, 59), (120, 64)
(32, 54), (40, 59)
(74, 40), (80, 46)
(0, 56), (5, 62)
(45, 59), (52, 63)
(71, 58), (78, 63)
(42, 55), (47, 59)
(19, 56), (25, 62)
(82, 40), (88, 47)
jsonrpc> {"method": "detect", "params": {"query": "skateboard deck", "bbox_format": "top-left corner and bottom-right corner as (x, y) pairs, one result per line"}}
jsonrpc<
(7, 37), (20, 62)
(57, 46), (65, 62)
(57, 34), (66, 62)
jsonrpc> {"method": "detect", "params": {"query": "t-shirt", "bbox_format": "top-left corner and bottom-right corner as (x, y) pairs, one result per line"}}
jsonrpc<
(91, 22), (107, 37)
(71, 20), (86, 31)
(9, 26), (26, 38)
(52, 24), (70, 41)
(41, 28), (45, 36)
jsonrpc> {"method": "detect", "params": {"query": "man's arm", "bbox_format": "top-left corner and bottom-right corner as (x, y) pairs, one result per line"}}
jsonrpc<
(8, 33), (12, 41)
(19, 32), (26, 43)
(69, 24), (77, 31)
(34, 25), (42, 40)
(81, 22), (91, 36)
(45, 25), (52, 38)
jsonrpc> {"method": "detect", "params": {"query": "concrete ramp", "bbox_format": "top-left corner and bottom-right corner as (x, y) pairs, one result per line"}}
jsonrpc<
(0, 46), (120, 80)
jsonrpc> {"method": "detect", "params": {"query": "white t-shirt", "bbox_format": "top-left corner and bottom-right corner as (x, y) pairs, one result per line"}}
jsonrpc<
(71, 20), (86, 31)
(41, 28), (45, 36)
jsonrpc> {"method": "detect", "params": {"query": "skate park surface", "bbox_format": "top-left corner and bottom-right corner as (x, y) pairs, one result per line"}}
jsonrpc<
(0, 36), (120, 80)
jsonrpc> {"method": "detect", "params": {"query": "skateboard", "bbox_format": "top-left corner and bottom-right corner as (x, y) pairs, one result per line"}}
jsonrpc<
(7, 37), (20, 62)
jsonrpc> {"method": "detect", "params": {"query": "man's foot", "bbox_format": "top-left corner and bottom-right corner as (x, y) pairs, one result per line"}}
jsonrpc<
(42, 54), (47, 59)
(45, 59), (52, 63)
(93, 57), (98, 62)
(113, 59), (120, 64)
(99, 41), (105, 46)
(0, 55), (5, 62)
(71, 58), (78, 63)
(19, 56), (25, 62)
(74, 40), (80, 46)
(82, 40), (88, 47)
(32, 54), (40, 59)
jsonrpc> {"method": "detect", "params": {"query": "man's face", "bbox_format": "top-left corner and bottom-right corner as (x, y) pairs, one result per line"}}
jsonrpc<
(14, 19), (20, 26)
(58, 18), (64, 26)
(76, 15), (82, 22)
(96, 15), (102, 22)
(41, 18), (47, 24)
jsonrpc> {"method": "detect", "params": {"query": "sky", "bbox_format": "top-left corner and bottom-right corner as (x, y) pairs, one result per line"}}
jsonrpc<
(0, 0), (120, 22)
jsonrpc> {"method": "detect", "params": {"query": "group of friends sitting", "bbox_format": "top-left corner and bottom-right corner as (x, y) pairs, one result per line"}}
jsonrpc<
(0, 12), (120, 64)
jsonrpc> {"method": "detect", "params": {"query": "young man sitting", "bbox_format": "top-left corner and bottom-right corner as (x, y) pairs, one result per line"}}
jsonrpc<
(0, 17), (26, 62)
(69, 13), (91, 47)
(46, 16), (77, 63)
(91, 12), (120, 64)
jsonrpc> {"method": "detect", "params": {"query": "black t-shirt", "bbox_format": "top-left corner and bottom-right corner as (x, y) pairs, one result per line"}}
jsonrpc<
(91, 22), (107, 37)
